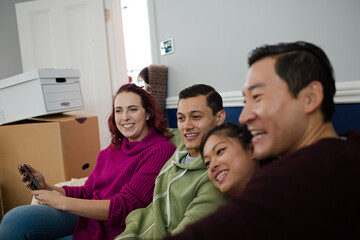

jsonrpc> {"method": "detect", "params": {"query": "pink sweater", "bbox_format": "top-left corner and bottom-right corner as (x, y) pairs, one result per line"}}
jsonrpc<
(62, 127), (175, 240)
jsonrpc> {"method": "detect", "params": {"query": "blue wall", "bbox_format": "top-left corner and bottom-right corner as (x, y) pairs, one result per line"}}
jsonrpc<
(166, 103), (360, 134)
(332, 104), (360, 133)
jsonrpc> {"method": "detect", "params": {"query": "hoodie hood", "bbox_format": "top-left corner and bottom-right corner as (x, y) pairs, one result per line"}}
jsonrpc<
(169, 144), (206, 171)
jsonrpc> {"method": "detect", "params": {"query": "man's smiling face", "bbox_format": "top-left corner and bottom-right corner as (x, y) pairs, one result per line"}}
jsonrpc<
(177, 95), (220, 157)
(239, 57), (308, 160)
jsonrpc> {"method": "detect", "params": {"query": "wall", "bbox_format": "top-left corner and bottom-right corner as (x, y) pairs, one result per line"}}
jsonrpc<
(3, 0), (359, 97)
(0, 0), (32, 80)
(2, 0), (359, 132)
(150, 0), (360, 98)
(152, 0), (360, 133)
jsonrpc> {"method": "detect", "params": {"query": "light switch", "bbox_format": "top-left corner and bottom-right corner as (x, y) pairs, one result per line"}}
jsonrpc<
(160, 38), (174, 56)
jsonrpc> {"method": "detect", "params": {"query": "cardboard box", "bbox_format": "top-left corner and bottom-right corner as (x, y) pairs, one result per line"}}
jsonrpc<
(0, 113), (100, 213)
(0, 69), (84, 125)
(0, 185), (4, 221)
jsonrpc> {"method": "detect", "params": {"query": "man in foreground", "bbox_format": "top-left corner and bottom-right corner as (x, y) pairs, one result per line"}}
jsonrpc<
(116, 84), (227, 239)
(164, 41), (360, 239)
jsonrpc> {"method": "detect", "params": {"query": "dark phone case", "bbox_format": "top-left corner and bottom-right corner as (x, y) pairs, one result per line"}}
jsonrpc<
(21, 164), (42, 190)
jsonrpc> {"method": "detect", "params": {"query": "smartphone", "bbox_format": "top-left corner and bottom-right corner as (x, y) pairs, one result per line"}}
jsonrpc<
(20, 164), (42, 190)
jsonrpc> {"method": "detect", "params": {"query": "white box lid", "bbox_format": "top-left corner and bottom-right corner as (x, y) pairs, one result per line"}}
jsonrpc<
(0, 69), (80, 89)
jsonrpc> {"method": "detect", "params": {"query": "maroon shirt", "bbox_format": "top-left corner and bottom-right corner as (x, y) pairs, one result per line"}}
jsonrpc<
(164, 130), (360, 239)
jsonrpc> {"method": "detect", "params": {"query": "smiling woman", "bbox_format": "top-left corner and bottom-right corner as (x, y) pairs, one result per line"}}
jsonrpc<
(108, 83), (172, 147)
(114, 92), (150, 142)
(200, 122), (257, 196)
(0, 84), (176, 240)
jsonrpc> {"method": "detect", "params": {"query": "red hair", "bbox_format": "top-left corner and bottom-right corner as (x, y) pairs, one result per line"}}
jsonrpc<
(108, 84), (172, 149)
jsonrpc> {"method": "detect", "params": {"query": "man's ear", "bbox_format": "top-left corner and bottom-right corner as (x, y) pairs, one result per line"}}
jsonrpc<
(216, 110), (226, 126)
(247, 145), (258, 166)
(248, 145), (256, 160)
(304, 81), (323, 114)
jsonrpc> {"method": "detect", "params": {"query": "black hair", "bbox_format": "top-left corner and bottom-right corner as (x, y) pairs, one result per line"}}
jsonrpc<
(200, 122), (253, 158)
(178, 84), (223, 115)
(248, 41), (336, 122)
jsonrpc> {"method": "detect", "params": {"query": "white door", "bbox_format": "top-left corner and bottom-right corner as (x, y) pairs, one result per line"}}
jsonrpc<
(16, 0), (120, 149)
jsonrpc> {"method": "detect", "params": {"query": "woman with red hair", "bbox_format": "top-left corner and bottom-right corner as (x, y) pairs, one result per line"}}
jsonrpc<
(0, 84), (176, 240)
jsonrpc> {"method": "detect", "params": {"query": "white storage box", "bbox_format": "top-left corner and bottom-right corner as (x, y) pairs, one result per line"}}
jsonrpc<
(0, 69), (84, 125)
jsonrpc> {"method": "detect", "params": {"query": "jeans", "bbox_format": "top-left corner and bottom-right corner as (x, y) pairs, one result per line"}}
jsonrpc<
(0, 204), (78, 240)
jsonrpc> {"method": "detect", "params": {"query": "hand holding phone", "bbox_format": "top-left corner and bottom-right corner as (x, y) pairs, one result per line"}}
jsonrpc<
(20, 164), (43, 190)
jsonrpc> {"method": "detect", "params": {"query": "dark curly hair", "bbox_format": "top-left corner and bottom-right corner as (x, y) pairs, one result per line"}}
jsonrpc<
(108, 84), (172, 149)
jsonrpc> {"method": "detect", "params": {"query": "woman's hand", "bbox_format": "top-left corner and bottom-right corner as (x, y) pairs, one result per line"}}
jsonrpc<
(18, 163), (47, 190)
(32, 190), (67, 210)
(32, 189), (110, 220)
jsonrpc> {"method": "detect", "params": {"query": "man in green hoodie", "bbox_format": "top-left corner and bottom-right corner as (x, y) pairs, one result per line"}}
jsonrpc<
(115, 84), (228, 239)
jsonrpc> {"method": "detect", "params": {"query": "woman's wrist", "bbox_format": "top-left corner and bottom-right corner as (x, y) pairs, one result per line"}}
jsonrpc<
(60, 195), (69, 211)
(44, 183), (52, 191)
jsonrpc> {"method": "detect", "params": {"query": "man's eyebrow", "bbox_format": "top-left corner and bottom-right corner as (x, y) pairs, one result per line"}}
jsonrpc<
(177, 110), (204, 115)
(190, 110), (204, 114)
(247, 83), (266, 91)
(243, 83), (266, 96)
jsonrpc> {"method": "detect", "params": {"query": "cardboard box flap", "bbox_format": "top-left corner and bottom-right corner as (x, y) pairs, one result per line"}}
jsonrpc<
(30, 113), (91, 124)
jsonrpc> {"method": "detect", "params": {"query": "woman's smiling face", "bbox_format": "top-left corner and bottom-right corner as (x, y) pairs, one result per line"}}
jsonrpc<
(203, 134), (257, 196)
(114, 91), (149, 142)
